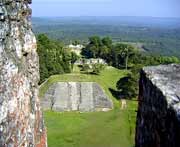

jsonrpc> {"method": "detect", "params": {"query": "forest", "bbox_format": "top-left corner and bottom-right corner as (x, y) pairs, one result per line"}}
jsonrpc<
(37, 34), (179, 99)
(37, 34), (71, 83)
(33, 16), (180, 57)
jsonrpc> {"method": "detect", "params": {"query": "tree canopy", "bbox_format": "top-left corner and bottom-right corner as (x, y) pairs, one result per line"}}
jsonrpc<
(37, 34), (74, 83)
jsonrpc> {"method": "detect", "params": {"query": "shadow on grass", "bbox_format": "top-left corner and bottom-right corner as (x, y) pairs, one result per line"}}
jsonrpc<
(109, 88), (122, 100)
(80, 71), (100, 75)
(109, 88), (138, 102)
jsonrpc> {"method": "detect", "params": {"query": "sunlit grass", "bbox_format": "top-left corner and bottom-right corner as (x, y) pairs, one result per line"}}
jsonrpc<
(40, 66), (137, 147)
(44, 105), (137, 147)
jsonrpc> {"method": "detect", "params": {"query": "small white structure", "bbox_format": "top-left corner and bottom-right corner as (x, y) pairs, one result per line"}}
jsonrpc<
(68, 44), (84, 49)
(68, 44), (84, 56)
(75, 58), (107, 65)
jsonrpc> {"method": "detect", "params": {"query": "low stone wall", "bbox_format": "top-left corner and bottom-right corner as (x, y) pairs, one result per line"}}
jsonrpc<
(42, 82), (113, 112)
(135, 64), (180, 147)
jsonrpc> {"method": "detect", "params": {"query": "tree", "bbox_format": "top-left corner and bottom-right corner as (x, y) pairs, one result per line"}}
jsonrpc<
(116, 73), (138, 99)
(89, 36), (102, 47)
(102, 37), (112, 48)
(81, 36), (113, 60)
(81, 45), (95, 58)
(72, 40), (80, 46)
(70, 52), (79, 70)
(112, 43), (137, 69)
(37, 34), (71, 83)
(99, 45), (110, 59)
(81, 64), (91, 74)
(92, 64), (105, 75)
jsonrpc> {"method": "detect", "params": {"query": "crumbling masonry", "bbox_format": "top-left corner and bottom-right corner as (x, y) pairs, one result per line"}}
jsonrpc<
(136, 64), (180, 147)
(0, 0), (47, 146)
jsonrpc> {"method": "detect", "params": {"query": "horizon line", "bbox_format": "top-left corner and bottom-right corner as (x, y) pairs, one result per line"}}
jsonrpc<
(32, 15), (180, 19)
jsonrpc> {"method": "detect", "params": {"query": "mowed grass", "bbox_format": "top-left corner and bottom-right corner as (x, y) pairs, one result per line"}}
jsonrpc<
(40, 66), (137, 147)
(40, 66), (126, 108)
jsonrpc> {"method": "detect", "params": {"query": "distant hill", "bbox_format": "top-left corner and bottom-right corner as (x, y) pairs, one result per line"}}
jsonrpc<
(32, 16), (180, 57)
(32, 16), (180, 28)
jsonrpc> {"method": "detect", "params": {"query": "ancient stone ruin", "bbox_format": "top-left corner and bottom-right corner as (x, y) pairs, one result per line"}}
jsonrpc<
(0, 0), (46, 146)
(42, 82), (113, 112)
(136, 64), (180, 147)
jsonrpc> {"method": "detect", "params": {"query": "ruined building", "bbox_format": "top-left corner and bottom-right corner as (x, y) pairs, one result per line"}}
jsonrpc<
(42, 82), (113, 112)
(0, 0), (47, 146)
(136, 64), (180, 147)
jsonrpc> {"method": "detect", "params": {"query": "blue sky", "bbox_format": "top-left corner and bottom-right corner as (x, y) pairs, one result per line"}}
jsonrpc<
(32, 0), (180, 18)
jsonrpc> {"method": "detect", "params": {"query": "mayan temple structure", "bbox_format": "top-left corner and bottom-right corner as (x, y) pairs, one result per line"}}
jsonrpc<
(0, 0), (47, 146)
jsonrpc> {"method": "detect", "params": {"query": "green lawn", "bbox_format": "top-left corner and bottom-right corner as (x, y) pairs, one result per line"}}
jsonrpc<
(40, 66), (137, 147)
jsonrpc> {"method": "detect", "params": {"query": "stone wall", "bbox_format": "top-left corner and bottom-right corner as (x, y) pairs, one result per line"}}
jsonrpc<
(135, 64), (180, 147)
(0, 0), (46, 146)
(42, 82), (113, 112)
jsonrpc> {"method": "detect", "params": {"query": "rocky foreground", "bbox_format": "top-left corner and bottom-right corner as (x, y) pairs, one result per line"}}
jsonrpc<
(0, 0), (46, 146)
(136, 64), (180, 147)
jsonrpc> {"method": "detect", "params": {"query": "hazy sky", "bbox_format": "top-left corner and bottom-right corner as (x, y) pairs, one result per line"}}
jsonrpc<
(32, 0), (180, 18)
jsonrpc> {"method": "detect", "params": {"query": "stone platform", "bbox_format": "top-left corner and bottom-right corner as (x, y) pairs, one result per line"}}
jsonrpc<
(42, 82), (113, 112)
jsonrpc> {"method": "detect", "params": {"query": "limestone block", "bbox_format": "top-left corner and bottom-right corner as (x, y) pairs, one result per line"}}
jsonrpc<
(0, 21), (8, 39)
(135, 64), (180, 147)
(53, 82), (70, 111)
(42, 84), (56, 110)
(93, 83), (113, 110)
(79, 82), (94, 112)
(42, 82), (113, 112)
(0, 0), (47, 146)
(0, 5), (7, 21)
(69, 82), (80, 111)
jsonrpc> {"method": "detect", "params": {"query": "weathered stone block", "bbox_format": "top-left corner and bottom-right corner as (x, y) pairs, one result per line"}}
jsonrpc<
(69, 82), (80, 111)
(53, 82), (70, 111)
(42, 82), (113, 112)
(0, 0), (47, 146)
(136, 64), (180, 147)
